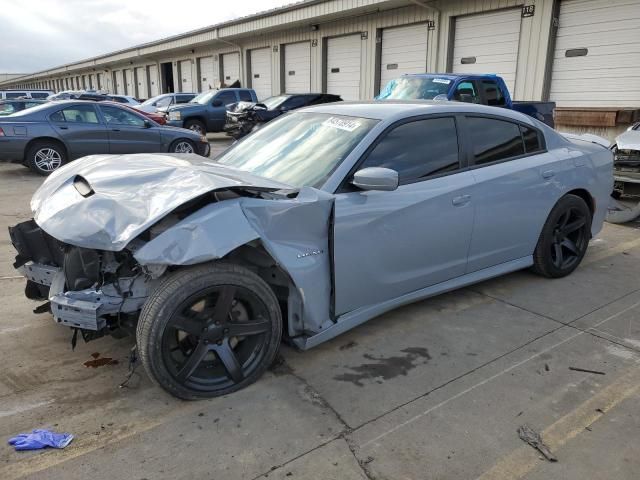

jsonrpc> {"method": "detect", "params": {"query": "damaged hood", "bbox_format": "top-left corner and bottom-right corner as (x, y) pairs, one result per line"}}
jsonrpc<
(616, 130), (640, 151)
(31, 153), (292, 251)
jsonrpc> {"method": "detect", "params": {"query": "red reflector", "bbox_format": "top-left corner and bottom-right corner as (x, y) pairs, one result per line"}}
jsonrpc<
(0, 127), (4, 136)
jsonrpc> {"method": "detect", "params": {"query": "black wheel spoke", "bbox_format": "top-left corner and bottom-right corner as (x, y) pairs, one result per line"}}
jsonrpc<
(172, 314), (204, 336)
(227, 319), (270, 337)
(562, 218), (586, 235)
(213, 286), (236, 324)
(176, 341), (210, 381)
(213, 340), (244, 383)
(561, 238), (579, 255)
(553, 242), (563, 267)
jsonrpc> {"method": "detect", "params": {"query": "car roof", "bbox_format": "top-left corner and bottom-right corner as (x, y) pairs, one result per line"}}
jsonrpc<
(300, 100), (537, 125)
(399, 73), (501, 80)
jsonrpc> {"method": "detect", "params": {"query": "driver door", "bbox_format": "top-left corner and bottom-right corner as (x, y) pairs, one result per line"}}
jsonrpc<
(99, 105), (161, 154)
(333, 116), (476, 315)
(208, 91), (238, 131)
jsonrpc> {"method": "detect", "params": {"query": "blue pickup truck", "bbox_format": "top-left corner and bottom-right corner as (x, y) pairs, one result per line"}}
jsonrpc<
(377, 73), (555, 128)
(166, 88), (257, 134)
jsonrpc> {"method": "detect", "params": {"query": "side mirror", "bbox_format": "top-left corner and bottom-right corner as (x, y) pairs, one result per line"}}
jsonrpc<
(351, 167), (399, 192)
(143, 119), (152, 128)
(212, 99), (223, 107)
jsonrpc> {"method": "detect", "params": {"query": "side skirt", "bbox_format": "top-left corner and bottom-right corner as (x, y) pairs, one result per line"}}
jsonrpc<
(293, 256), (534, 350)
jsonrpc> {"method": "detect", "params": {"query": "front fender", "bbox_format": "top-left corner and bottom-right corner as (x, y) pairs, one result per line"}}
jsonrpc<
(133, 188), (335, 333)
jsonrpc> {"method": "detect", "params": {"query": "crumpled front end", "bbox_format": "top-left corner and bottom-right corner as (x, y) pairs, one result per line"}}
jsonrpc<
(9, 219), (154, 338)
(608, 129), (640, 223)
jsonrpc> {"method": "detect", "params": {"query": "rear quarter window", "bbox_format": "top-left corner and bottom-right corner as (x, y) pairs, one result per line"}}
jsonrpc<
(466, 117), (525, 164)
(239, 90), (253, 102)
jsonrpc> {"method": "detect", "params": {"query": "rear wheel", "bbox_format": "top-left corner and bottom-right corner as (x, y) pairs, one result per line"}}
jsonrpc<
(532, 194), (592, 278)
(184, 120), (206, 135)
(170, 139), (195, 154)
(137, 263), (282, 399)
(26, 141), (66, 175)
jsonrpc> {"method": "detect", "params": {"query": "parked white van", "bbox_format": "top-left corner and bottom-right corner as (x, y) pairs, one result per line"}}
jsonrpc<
(0, 89), (54, 100)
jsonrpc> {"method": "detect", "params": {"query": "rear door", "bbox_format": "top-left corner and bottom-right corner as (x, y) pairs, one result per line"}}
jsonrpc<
(461, 115), (559, 272)
(98, 104), (161, 154)
(333, 116), (476, 314)
(49, 104), (109, 158)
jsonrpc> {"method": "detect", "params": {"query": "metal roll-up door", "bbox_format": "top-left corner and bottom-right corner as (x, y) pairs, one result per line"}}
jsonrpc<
(327, 34), (362, 100)
(180, 60), (193, 92)
(452, 8), (522, 94)
(124, 69), (135, 95)
(148, 65), (159, 97)
(222, 52), (240, 86)
(550, 0), (640, 107)
(379, 24), (428, 90)
(135, 67), (147, 99)
(198, 56), (215, 91)
(284, 42), (311, 93)
(250, 48), (272, 100)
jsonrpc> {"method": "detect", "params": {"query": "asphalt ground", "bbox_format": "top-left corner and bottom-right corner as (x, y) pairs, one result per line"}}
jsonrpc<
(0, 142), (639, 479)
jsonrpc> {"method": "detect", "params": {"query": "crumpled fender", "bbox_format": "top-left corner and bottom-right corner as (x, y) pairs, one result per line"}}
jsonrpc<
(616, 130), (640, 152)
(134, 187), (335, 332)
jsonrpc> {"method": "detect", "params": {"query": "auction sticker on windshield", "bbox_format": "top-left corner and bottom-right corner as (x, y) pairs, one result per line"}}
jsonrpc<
(322, 117), (361, 132)
(432, 78), (451, 84)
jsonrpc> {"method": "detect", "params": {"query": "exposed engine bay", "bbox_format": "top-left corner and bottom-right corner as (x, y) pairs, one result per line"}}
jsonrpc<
(608, 124), (640, 223)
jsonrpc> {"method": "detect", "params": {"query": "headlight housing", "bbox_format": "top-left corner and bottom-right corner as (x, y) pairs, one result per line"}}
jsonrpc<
(200, 135), (207, 143)
(168, 111), (181, 121)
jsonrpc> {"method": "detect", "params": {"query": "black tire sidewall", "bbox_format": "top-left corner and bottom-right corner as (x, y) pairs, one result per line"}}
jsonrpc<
(184, 120), (205, 135)
(26, 141), (66, 175)
(137, 263), (282, 400)
(533, 194), (592, 278)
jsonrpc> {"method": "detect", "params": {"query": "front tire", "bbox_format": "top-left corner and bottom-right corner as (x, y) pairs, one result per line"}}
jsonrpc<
(137, 263), (282, 400)
(184, 119), (206, 135)
(170, 139), (196, 154)
(532, 194), (592, 278)
(26, 141), (66, 175)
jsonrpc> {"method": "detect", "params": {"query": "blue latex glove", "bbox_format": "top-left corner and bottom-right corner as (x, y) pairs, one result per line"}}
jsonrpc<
(8, 429), (73, 451)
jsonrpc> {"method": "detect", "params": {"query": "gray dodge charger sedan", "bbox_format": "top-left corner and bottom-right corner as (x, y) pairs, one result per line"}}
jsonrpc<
(9, 101), (612, 399)
(0, 100), (210, 175)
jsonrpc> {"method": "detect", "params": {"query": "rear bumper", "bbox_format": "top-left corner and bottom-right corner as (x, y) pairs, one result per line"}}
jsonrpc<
(0, 138), (27, 163)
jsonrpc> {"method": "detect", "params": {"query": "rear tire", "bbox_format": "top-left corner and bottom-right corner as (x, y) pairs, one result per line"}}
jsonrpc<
(26, 140), (66, 175)
(170, 139), (196, 154)
(137, 263), (282, 400)
(532, 194), (592, 278)
(184, 120), (206, 135)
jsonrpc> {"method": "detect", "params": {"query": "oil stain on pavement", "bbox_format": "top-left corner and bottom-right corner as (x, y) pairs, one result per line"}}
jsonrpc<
(333, 347), (431, 386)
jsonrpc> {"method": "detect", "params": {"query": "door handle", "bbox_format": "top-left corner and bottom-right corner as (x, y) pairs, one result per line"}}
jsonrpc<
(452, 195), (471, 206)
(58, 126), (68, 130)
(111, 128), (121, 132)
(542, 170), (555, 179)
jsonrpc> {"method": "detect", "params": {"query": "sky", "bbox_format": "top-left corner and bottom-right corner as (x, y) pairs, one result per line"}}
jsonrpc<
(0, 0), (294, 73)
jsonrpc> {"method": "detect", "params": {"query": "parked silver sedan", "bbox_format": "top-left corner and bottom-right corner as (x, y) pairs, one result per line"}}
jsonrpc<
(0, 100), (210, 175)
(10, 101), (612, 399)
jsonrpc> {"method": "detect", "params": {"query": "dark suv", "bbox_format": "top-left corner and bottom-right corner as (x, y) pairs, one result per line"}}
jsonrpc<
(166, 88), (258, 134)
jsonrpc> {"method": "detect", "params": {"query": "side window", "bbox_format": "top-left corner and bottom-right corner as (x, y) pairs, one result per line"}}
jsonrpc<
(156, 96), (173, 107)
(480, 80), (506, 106)
(100, 106), (146, 127)
(467, 117), (524, 165)
(26, 102), (41, 108)
(6, 92), (27, 99)
(239, 90), (253, 102)
(452, 81), (480, 103)
(361, 117), (460, 184)
(0, 103), (16, 115)
(215, 91), (237, 106)
(521, 125), (543, 153)
(176, 94), (194, 103)
(53, 105), (100, 123)
(30, 92), (49, 99)
(283, 96), (311, 110)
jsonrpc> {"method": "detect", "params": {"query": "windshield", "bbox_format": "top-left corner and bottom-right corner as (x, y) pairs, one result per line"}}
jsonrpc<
(216, 112), (378, 188)
(377, 77), (453, 100)
(191, 90), (218, 104)
(260, 95), (289, 109)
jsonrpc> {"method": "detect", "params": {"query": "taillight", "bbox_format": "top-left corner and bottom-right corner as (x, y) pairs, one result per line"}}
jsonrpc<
(0, 127), (4, 136)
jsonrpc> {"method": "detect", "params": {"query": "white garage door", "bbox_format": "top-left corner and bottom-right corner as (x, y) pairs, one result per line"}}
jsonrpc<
(222, 52), (240, 86)
(380, 24), (428, 90)
(135, 67), (147, 99)
(148, 65), (159, 97)
(250, 48), (272, 100)
(452, 8), (522, 94)
(284, 42), (311, 93)
(115, 70), (124, 94)
(124, 69), (135, 95)
(327, 34), (362, 100)
(180, 60), (193, 92)
(550, 0), (640, 107)
(198, 56), (215, 91)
